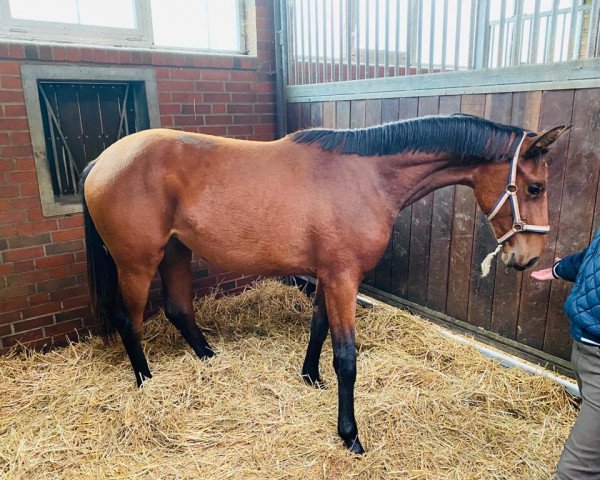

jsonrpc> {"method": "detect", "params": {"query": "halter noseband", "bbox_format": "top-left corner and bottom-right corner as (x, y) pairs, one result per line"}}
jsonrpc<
(485, 133), (550, 244)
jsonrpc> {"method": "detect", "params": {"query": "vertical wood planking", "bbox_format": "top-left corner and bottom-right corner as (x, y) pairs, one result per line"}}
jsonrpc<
(322, 101), (336, 128)
(407, 95), (439, 304)
(300, 102), (312, 129)
(374, 98), (400, 292)
(427, 95), (461, 312)
(336, 100), (351, 128)
(310, 102), (324, 127)
(545, 88), (600, 359)
(286, 103), (301, 133)
(390, 97), (419, 298)
(446, 94), (486, 321)
(525, 91), (574, 355)
(350, 100), (366, 129)
(362, 99), (383, 286)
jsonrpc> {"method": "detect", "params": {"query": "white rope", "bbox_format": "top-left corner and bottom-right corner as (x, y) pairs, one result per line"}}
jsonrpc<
(481, 244), (502, 277)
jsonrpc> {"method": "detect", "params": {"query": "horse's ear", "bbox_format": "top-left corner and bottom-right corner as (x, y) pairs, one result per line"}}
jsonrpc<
(524, 125), (572, 157)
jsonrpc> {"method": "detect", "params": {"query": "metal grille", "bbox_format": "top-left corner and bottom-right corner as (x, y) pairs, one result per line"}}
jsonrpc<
(283, 0), (600, 85)
(38, 81), (142, 201)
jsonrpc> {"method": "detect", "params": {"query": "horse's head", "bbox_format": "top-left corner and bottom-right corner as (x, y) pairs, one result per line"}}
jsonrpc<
(472, 125), (570, 271)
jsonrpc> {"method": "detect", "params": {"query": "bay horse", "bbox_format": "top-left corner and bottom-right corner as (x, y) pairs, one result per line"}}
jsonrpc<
(81, 114), (569, 454)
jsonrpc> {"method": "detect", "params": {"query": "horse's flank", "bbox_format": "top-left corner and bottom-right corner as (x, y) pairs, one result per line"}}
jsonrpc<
(85, 128), (400, 279)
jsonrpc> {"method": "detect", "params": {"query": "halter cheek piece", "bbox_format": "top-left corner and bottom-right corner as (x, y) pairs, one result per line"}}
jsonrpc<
(485, 133), (550, 244)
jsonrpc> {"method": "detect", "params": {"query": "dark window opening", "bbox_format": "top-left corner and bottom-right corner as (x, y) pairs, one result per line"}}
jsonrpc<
(38, 80), (150, 202)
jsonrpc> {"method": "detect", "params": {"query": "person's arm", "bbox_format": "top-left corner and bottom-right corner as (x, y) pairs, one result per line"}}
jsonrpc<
(553, 248), (588, 282)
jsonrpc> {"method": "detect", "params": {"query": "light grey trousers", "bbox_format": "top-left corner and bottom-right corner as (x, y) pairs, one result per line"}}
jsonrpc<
(556, 341), (600, 480)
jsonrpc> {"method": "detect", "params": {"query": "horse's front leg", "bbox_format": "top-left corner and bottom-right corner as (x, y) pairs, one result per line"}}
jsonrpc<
(322, 273), (365, 454)
(302, 280), (328, 387)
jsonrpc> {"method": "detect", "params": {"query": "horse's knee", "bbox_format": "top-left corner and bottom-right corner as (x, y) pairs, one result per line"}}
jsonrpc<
(333, 349), (357, 383)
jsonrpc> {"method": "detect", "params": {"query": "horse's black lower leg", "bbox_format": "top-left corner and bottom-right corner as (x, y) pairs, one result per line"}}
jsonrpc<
(160, 237), (214, 360)
(322, 276), (365, 454)
(302, 281), (328, 387)
(164, 302), (214, 359)
(115, 296), (152, 388)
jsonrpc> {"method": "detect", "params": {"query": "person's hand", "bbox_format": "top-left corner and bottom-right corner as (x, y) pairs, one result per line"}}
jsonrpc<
(531, 258), (561, 281)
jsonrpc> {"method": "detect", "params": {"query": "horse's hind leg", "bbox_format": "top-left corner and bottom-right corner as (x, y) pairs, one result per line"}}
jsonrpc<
(117, 266), (155, 387)
(159, 237), (214, 359)
(301, 280), (328, 387)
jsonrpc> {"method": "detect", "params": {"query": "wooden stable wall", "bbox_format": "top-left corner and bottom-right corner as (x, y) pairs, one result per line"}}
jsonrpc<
(287, 89), (600, 361)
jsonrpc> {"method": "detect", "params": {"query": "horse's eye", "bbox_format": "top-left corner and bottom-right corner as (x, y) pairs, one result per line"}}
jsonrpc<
(527, 184), (544, 197)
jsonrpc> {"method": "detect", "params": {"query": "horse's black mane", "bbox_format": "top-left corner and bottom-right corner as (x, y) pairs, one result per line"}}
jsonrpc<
(292, 114), (530, 162)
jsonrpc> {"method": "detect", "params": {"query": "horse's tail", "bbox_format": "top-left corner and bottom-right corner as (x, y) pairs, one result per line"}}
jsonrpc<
(81, 161), (118, 342)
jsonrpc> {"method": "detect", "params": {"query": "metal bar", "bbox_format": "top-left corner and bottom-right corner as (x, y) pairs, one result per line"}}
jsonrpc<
(346, 0), (352, 80)
(307, 0), (313, 83)
(395, 0), (401, 76)
(587, 0), (600, 58)
(355, 0), (361, 80)
(314, 0), (320, 83)
(375, 0), (380, 78)
(116, 84), (130, 140)
(39, 85), (79, 174)
(454, 0), (462, 70)
(474, 0), (490, 68)
(497, 0), (506, 67)
(42, 86), (63, 194)
(416, 0), (423, 73)
(559, 10), (567, 61)
(384, 0), (390, 77)
(567, 0), (578, 60)
(338, 0), (343, 81)
(405, 0), (412, 75)
(511, 0), (524, 66)
(441, 0), (448, 71)
(330, 0), (335, 81)
(468, 0), (476, 68)
(322, 0), (327, 83)
(290, 0), (297, 85)
(366, 0), (370, 78)
(429, 0), (436, 73)
(546, 0), (560, 61)
(300, 0), (306, 84)
(529, 0), (541, 63)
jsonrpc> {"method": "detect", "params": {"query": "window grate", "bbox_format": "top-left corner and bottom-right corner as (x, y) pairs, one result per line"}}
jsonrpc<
(38, 81), (144, 201)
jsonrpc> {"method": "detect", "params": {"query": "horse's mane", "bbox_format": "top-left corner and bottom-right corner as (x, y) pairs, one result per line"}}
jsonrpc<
(291, 114), (530, 162)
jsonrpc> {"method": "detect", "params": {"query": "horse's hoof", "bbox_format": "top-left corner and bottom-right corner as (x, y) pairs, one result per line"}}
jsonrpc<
(344, 436), (365, 455)
(136, 372), (152, 388)
(199, 348), (215, 360)
(302, 372), (326, 389)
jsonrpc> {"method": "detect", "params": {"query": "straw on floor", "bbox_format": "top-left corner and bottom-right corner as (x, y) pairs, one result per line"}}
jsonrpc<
(0, 280), (577, 479)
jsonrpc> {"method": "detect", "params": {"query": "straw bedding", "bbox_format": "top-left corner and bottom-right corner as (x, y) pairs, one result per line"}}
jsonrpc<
(0, 280), (577, 479)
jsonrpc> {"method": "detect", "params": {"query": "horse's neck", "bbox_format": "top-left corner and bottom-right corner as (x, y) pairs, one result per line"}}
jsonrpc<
(378, 152), (476, 210)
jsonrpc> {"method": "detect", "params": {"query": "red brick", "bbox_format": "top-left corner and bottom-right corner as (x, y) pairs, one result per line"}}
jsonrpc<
(0, 185), (19, 198)
(3, 104), (27, 117)
(0, 208), (26, 224)
(61, 295), (89, 310)
(227, 104), (254, 114)
(45, 319), (83, 337)
(3, 328), (46, 348)
(10, 132), (32, 145)
(227, 125), (254, 135)
(105, 50), (119, 64)
(205, 115), (233, 125)
(158, 80), (195, 92)
(118, 51), (131, 64)
(0, 263), (14, 275)
(22, 301), (62, 318)
(0, 76), (22, 89)
(3, 246), (43, 262)
(55, 306), (90, 322)
(16, 219), (58, 235)
(0, 297), (27, 313)
(35, 253), (73, 268)
(203, 93), (231, 103)
(13, 260), (34, 273)
(0, 324), (12, 338)
(231, 93), (257, 103)
(9, 196), (40, 210)
(212, 104), (226, 114)
(46, 265), (70, 278)
(36, 276), (78, 294)
(92, 49), (107, 63)
(0, 310), (21, 323)
(8, 232), (50, 249)
(68, 262), (87, 274)
(5, 270), (49, 287)
(13, 316), (54, 333)
(0, 159), (13, 171)
(170, 69), (200, 80)
(180, 104), (211, 115)
(28, 293), (50, 306)
(52, 46), (68, 61)
(3, 145), (32, 159)
(14, 158), (35, 170)
(81, 48), (94, 62)
(156, 68), (170, 79)
(0, 92), (25, 105)
(5, 171), (37, 185)
(49, 285), (88, 302)
(0, 284), (35, 301)
(58, 215), (83, 228)
(51, 227), (84, 242)
(0, 61), (20, 75)
(19, 183), (39, 196)
(194, 81), (226, 92)
(25, 208), (46, 221)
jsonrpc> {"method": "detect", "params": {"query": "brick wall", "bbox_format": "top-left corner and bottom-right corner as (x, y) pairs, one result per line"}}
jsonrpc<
(0, 0), (277, 353)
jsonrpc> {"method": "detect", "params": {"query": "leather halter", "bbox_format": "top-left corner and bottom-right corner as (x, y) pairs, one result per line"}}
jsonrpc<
(485, 133), (550, 245)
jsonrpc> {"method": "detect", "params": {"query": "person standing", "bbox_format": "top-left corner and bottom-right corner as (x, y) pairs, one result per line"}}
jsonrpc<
(531, 227), (600, 480)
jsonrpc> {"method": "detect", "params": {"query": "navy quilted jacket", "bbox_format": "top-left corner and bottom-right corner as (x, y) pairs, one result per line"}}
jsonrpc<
(554, 228), (600, 346)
